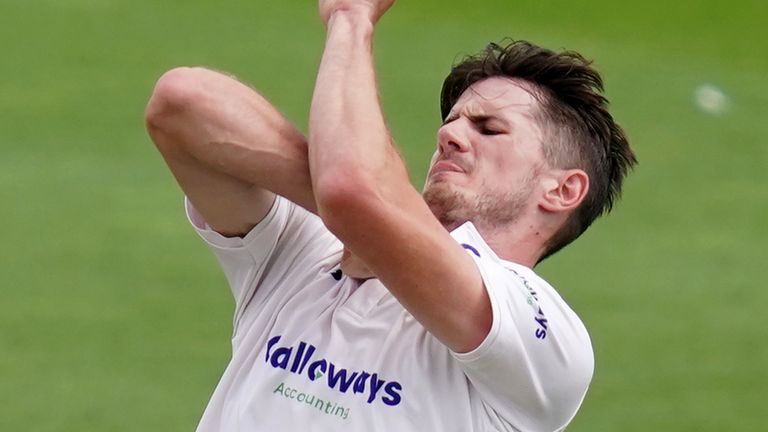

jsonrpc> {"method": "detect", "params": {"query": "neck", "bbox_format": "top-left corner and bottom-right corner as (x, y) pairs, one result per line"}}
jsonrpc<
(469, 220), (547, 268)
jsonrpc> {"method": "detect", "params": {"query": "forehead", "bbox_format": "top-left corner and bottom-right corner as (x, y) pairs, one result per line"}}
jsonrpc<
(451, 77), (540, 118)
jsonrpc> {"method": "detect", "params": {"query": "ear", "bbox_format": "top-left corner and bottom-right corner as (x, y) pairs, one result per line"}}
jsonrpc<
(539, 169), (589, 213)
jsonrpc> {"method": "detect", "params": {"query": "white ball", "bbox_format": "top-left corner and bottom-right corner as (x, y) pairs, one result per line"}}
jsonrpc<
(694, 84), (729, 115)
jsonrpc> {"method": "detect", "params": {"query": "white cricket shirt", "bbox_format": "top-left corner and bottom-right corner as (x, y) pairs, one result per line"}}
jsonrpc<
(187, 196), (594, 432)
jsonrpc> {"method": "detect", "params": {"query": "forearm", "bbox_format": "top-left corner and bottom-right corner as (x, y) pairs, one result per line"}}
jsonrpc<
(307, 2), (490, 352)
(309, 11), (409, 210)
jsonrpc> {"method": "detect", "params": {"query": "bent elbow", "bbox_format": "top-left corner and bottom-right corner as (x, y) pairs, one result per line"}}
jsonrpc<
(145, 67), (208, 138)
(314, 170), (380, 235)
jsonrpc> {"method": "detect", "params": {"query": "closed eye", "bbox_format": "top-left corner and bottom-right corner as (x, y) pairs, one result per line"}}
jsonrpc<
(469, 115), (506, 136)
(477, 121), (505, 136)
(479, 127), (503, 136)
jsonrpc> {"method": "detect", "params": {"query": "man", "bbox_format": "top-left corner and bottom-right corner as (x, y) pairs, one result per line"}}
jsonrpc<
(145, 0), (636, 430)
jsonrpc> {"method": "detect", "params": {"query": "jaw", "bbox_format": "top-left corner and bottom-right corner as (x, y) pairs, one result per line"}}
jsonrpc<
(423, 174), (536, 234)
(422, 180), (473, 231)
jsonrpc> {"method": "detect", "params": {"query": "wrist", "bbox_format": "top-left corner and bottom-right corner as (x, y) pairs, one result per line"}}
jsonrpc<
(326, 7), (376, 32)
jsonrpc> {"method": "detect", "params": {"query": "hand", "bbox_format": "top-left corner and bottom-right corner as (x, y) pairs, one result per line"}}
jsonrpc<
(340, 247), (375, 280)
(319, 0), (395, 27)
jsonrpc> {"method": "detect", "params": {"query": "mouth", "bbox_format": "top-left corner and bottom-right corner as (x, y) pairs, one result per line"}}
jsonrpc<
(429, 160), (465, 177)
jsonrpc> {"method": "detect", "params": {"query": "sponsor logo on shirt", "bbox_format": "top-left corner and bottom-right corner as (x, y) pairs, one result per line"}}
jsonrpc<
(461, 243), (481, 257)
(272, 381), (351, 420)
(461, 241), (549, 341)
(266, 335), (403, 406)
(508, 268), (549, 340)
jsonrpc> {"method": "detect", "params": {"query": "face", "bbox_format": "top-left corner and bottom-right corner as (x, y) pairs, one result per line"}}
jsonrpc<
(423, 77), (548, 231)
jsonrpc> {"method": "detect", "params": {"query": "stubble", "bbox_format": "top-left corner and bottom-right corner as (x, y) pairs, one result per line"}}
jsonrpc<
(422, 176), (533, 232)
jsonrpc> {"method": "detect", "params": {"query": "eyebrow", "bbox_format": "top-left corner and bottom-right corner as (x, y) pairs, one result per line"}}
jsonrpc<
(468, 114), (496, 123)
(444, 107), (508, 125)
(444, 113), (509, 129)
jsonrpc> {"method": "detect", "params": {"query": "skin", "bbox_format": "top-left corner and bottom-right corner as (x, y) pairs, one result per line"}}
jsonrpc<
(144, 67), (371, 276)
(309, 0), (587, 352)
(145, 0), (588, 354)
(145, 67), (313, 234)
(423, 77), (589, 266)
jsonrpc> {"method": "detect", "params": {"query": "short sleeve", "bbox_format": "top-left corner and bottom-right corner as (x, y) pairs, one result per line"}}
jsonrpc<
(449, 224), (594, 432)
(186, 196), (341, 331)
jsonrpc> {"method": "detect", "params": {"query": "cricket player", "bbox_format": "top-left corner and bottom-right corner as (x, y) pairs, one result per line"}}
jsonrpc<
(145, 0), (636, 430)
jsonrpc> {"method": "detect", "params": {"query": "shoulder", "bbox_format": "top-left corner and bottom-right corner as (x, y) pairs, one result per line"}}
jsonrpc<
(449, 223), (594, 430)
(450, 222), (590, 343)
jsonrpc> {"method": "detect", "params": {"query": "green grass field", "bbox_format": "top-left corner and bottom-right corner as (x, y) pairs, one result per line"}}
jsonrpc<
(2, 0), (766, 430)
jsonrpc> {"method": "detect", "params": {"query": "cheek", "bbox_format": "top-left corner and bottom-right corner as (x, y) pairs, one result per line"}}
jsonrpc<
(491, 140), (539, 171)
(484, 153), (534, 188)
(487, 149), (514, 175)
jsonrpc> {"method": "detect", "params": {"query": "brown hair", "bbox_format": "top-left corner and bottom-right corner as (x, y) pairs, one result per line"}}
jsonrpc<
(440, 40), (637, 260)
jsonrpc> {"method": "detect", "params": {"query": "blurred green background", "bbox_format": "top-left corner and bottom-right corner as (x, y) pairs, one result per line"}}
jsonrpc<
(2, 0), (766, 430)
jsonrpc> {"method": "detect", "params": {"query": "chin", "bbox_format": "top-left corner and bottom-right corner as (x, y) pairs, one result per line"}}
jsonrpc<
(422, 183), (471, 229)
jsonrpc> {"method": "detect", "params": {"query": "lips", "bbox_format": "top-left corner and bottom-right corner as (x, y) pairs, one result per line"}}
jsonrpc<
(429, 159), (465, 176)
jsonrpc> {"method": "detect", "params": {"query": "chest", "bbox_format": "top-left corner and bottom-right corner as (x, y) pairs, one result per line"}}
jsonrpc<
(226, 276), (476, 430)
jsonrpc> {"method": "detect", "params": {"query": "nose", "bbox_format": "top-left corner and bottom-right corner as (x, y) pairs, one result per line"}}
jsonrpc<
(437, 120), (470, 154)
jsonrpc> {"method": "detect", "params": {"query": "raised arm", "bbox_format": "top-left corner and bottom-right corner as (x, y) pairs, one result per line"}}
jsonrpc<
(145, 67), (314, 236)
(309, 1), (492, 353)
